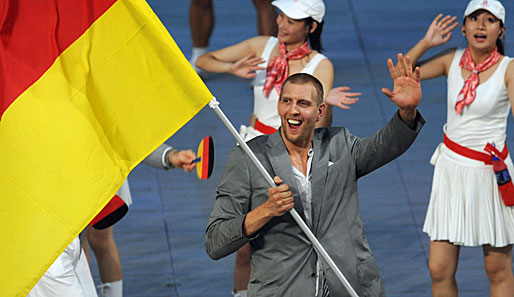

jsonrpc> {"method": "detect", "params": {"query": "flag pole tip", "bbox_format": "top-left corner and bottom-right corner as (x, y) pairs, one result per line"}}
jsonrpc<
(209, 97), (219, 109)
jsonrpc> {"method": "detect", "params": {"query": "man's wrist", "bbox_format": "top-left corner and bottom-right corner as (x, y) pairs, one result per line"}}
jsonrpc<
(243, 205), (273, 237)
(398, 108), (417, 129)
(163, 147), (178, 169)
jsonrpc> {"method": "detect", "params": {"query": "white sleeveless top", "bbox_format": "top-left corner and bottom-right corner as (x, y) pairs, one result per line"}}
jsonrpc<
(446, 48), (512, 151)
(252, 37), (327, 129)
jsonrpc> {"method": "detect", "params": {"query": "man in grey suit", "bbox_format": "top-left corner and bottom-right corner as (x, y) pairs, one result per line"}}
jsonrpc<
(205, 54), (424, 297)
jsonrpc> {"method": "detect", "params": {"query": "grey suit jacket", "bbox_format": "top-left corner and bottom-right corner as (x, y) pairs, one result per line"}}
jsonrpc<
(206, 112), (425, 297)
(142, 143), (175, 170)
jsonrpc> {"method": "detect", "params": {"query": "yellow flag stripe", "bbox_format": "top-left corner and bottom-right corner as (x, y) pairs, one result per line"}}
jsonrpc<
(0, 0), (212, 295)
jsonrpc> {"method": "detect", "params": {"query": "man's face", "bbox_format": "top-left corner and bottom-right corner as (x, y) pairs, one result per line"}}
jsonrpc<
(278, 82), (325, 148)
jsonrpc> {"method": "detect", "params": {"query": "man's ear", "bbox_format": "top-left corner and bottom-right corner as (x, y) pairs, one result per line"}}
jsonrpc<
(316, 103), (326, 122)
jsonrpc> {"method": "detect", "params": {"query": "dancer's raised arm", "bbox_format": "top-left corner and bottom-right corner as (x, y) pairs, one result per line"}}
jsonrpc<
(402, 14), (459, 80)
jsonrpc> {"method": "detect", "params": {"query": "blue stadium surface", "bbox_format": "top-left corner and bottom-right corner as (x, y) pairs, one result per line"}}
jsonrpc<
(87, 1), (514, 296)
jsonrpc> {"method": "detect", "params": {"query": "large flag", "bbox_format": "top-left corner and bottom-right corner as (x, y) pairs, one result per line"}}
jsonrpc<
(0, 0), (212, 295)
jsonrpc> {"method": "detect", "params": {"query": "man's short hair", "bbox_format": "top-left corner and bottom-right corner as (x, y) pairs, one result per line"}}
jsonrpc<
(280, 73), (324, 105)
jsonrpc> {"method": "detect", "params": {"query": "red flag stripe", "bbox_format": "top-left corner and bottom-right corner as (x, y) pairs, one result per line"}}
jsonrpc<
(0, 0), (117, 117)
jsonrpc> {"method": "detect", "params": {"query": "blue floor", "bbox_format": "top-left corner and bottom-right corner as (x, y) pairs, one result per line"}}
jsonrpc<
(87, 1), (514, 296)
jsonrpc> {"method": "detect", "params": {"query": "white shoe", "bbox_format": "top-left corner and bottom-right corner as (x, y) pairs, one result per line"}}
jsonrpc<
(232, 289), (248, 297)
(189, 47), (208, 79)
(98, 280), (122, 297)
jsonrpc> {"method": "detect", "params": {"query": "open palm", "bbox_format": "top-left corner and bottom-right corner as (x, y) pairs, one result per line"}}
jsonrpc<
(424, 14), (458, 48)
(230, 53), (265, 79)
(382, 54), (421, 111)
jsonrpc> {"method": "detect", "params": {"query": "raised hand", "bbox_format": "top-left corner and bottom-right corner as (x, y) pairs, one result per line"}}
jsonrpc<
(325, 86), (361, 110)
(229, 53), (266, 79)
(382, 54), (421, 124)
(423, 14), (458, 48)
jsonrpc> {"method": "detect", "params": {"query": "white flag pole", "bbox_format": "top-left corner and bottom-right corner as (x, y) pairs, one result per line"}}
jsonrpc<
(208, 97), (359, 297)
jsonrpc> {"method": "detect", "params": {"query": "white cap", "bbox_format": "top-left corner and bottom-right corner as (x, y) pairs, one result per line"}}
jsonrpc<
(464, 0), (505, 24)
(272, 0), (325, 23)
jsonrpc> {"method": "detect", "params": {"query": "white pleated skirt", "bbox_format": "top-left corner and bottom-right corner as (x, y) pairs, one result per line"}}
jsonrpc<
(117, 178), (132, 206)
(423, 143), (514, 247)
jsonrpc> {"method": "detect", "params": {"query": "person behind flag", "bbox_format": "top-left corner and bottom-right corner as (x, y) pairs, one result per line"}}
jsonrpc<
(206, 54), (424, 296)
(398, 1), (514, 295)
(0, 0), (213, 295)
(29, 144), (197, 297)
(196, 0), (362, 137)
(188, 0), (278, 77)
(196, 1), (359, 294)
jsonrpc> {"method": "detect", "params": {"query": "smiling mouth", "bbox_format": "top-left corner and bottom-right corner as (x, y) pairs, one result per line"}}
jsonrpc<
(287, 119), (302, 129)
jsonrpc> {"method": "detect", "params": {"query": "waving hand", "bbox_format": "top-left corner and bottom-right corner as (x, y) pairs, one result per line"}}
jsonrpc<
(229, 53), (266, 79)
(325, 86), (361, 109)
(382, 54), (421, 125)
(423, 14), (458, 48)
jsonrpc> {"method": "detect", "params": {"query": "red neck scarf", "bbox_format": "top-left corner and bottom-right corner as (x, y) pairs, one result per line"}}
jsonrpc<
(263, 41), (311, 97)
(456, 47), (501, 114)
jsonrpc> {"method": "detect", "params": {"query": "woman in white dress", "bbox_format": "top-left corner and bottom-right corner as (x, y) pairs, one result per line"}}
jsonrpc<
(196, 0), (360, 296)
(401, 0), (514, 296)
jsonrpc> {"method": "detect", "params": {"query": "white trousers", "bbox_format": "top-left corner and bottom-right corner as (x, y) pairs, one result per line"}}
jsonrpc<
(28, 237), (97, 297)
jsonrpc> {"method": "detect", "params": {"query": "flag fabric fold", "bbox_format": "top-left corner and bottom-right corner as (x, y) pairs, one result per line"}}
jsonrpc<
(0, 0), (212, 295)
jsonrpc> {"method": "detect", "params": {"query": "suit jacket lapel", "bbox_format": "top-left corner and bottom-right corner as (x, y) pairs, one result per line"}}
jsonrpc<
(266, 130), (306, 222)
(310, 131), (328, 232)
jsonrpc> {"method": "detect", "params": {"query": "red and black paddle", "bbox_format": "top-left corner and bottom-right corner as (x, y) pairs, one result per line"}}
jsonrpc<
(195, 135), (214, 180)
(90, 136), (214, 229)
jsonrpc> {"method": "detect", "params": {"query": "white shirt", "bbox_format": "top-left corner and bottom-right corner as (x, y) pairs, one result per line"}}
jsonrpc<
(291, 146), (327, 296)
(292, 147), (314, 226)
